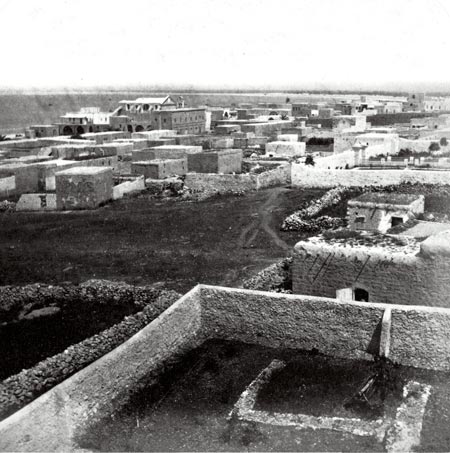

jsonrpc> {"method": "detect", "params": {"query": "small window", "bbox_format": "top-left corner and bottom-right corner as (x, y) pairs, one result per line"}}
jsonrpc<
(391, 216), (403, 227)
(355, 216), (365, 223)
(354, 287), (369, 302)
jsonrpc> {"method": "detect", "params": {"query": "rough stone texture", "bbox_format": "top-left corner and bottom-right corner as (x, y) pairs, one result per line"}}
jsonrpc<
(385, 382), (431, 452)
(42, 156), (118, 192)
(292, 236), (450, 308)
(0, 288), (204, 452)
(291, 164), (450, 188)
(131, 159), (187, 179)
(2, 285), (450, 451)
(187, 149), (242, 174)
(265, 141), (305, 157)
(255, 163), (291, 189)
(144, 176), (184, 195)
(0, 283), (181, 422)
(347, 194), (425, 233)
(199, 286), (384, 361)
(184, 163), (290, 198)
(112, 177), (145, 200)
(184, 172), (257, 196)
(16, 193), (56, 211)
(390, 308), (450, 369)
(55, 167), (113, 210)
(242, 257), (292, 292)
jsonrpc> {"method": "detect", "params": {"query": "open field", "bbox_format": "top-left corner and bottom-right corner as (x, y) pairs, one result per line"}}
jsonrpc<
(0, 187), (326, 292)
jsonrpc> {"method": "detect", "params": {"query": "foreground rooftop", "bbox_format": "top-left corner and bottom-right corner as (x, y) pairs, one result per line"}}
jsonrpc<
(1, 285), (450, 451)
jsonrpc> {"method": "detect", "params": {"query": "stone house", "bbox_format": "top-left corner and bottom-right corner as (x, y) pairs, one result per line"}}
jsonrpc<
(347, 193), (424, 233)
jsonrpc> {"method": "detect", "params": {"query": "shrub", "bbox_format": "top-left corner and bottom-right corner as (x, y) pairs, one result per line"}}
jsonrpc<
(429, 142), (440, 152)
(440, 137), (448, 146)
(305, 155), (315, 166)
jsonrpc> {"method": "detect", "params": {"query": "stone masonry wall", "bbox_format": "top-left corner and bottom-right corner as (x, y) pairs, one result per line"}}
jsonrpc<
(198, 285), (450, 371)
(292, 242), (450, 308)
(256, 163), (291, 189)
(184, 172), (257, 195)
(131, 159), (187, 179)
(187, 149), (242, 174)
(184, 163), (290, 196)
(291, 164), (450, 188)
(3, 284), (450, 451)
(56, 168), (113, 210)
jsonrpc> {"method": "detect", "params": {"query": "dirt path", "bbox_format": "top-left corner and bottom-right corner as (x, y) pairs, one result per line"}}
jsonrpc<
(238, 187), (290, 252)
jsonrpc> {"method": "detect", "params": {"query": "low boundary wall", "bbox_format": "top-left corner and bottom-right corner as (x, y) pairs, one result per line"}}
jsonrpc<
(2, 285), (450, 450)
(292, 164), (450, 188)
(184, 163), (291, 195)
(0, 289), (204, 451)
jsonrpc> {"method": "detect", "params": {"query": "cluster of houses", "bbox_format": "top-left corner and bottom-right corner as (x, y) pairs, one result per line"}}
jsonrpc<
(2, 92), (450, 211)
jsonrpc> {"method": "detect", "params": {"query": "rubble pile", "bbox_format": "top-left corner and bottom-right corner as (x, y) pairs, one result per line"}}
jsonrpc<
(0, 200), (16, 213)
(145, 176), (185, 197)
(0, 280), (180, 421)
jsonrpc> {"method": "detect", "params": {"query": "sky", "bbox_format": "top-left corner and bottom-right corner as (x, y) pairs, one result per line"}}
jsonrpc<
(1, 0), (450, 92)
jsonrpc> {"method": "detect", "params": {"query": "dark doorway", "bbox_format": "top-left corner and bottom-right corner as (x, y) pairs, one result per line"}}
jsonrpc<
(391, 216), (404, 227)
(62, 126), (73, 135)
(354, 288), (369, 302)
(127, 125), (133, 133)
(76, 126), (85, 135)
(135, 125), (144, 132)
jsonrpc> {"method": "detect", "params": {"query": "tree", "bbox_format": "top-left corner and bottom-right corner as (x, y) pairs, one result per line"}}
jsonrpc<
(429, 142), (440, 152)
(305, 155), (315, 166)
(285, 97), (291, 104)
(440, 137), (448, 146)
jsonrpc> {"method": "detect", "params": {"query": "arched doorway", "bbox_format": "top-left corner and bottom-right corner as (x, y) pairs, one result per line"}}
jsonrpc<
(63, 126), (73, 135)
(127, 125), (133, 133)
(135, 125), (144, 132)
(89, 126), (94, 133)
(76, 126), (85, 135)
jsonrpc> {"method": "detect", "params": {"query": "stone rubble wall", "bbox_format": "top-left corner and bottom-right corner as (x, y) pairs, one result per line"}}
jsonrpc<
(184, 163), (291, 197)
(0, 285), (198, 452)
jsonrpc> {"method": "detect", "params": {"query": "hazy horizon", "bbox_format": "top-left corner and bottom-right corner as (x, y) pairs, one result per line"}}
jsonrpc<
(1, 84), (450, 96)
